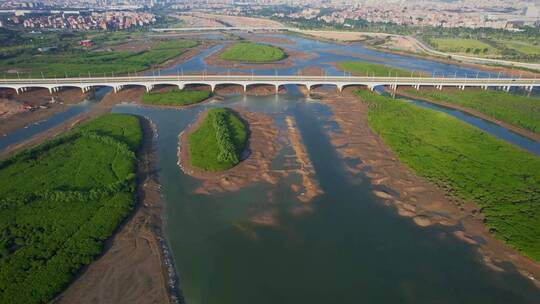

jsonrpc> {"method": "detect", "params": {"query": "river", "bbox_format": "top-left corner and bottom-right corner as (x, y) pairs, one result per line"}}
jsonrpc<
(3, 33), (540, 303)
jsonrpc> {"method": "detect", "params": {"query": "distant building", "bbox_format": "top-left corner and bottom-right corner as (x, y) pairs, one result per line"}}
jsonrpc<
(525, 5), (539, 19)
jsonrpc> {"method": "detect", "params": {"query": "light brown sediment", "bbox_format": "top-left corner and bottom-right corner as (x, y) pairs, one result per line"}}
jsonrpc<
(178, 109), (322, 204)
(178, 109), (283, 194)
(285, 116), (323, 203)
(54, 117), (172, 304)
(393, 87), (540, 142)
(315, 87), (540, 288)
(0, 88), (89, 136)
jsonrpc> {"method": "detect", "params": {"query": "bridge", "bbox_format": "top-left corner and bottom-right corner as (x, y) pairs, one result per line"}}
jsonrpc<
(0, 75), (538, 94)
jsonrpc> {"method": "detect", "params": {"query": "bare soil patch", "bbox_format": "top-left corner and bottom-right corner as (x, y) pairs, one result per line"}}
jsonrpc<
(0, 88), (88, 136)
(316, 87), (540, 288)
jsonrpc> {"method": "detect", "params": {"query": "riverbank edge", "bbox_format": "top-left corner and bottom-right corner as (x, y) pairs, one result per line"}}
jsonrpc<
(52, 116), (177, 304)
(286, 30), (540, 78)
(317, 88), (540, 289)
(391, 88), (540, 142)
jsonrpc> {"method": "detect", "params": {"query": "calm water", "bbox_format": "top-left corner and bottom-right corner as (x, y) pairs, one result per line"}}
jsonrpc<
(113, 89), (540, 303)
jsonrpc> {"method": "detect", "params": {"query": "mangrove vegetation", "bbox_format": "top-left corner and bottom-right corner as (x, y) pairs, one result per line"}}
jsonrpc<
(142, 88), (211, 106)
(220, 42), (286, 63)
(356, 90), (540, 261)
(189, 108), (248, 171)
(0, 114), (142, 303)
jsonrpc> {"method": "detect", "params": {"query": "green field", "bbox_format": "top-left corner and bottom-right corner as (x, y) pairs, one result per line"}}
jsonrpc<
(400, 88), (540, 133)
(220, 42), (286, 62)
(496, 40), (540, 56)
(429, 38), (498, 55)
(336, 61), (420, 77)
(0, 40), (198, 78)
(356, 90), (540, 261)
(142, 89), (211, 106)
(0, 114), (142, 303)
(189, 108), (248, 171)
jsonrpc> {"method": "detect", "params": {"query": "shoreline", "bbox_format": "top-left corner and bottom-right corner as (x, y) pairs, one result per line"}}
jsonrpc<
(54, 116), (174, 304)
(316, 87), (540, 288)
(392, 88), (540, 142)
(0, 87), (143, 160)
(0, 88), (90, 136)
(289, 30), (540, 78)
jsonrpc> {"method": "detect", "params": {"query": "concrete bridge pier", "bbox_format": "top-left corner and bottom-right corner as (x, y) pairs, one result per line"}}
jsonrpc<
(368, 85), (375, 91)
(145, 85), (153, 93)
(414, 84), (420, 91)
(504, 86), (511, 92)
(113, 85), (123, 93)
(177, 83), (185, 90)
(437, 85), (443, 90)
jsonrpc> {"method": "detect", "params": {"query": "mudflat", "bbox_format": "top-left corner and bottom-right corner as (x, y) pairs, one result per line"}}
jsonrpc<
(178, 108), (322, 203)
(317, 87), (540, 288)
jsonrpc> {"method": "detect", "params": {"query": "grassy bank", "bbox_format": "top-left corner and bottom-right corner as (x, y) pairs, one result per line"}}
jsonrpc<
(220, 42), (285, 63)
(400, 88), (540, 133)
(356, 90), (540, 261)
(0, 114), (142, 303)
(429, 38), (498, 55)
(336, 61), (418, 77)
(142, 89), (211, 106)
(0, 40), (198, 78)
(189, 108), (248, 171)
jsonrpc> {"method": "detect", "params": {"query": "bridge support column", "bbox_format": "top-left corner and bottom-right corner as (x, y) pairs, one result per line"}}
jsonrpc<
(337, 85), (343, 93)
(210, 84), (215, 92)
(368, 85), (375, 91)
(505, 86), (511, 92)
(437, 85), (443, 90)
(274, 84), (278, 94)
(145, 85), (153, 93)
(414, 84), (420, 91)
(177, 84), (184, 90)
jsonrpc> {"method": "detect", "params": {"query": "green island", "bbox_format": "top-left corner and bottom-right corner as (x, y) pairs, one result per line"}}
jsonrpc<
(0, 114), (142, 303)
(336, 61), (421, 77)
(188, 108), (248, 171)
(220, 42), (286, 63)
(356, 90), (540, 261)
(0, 37), (198, 78)
(399, 88), (540, 133)
(142, 88), (211, 106)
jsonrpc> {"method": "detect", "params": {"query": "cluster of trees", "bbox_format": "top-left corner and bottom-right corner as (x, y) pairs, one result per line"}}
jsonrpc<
(0, 114), (142, 304)
(211, 110), (240, 164)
